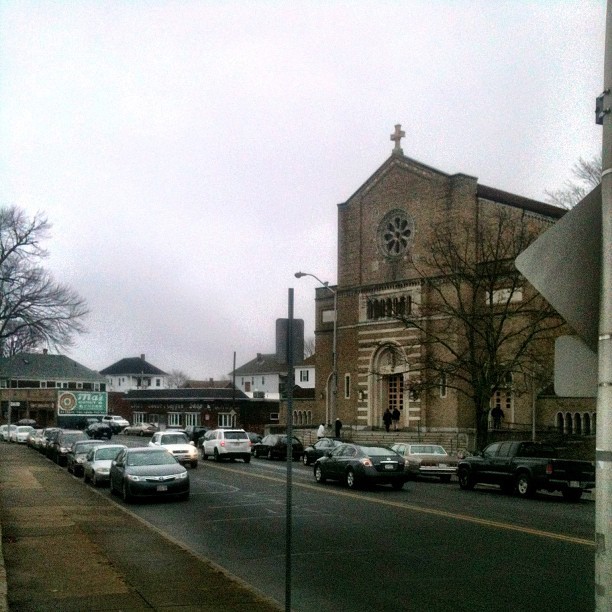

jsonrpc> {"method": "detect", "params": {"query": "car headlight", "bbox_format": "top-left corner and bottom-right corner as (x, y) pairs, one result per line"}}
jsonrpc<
(127, 474), (142, 482)
(98, 468), (110, 474)
(175, 472), (188, 480)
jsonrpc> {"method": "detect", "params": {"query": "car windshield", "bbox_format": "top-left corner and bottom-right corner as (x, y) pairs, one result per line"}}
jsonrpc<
(360, 446), (398, 457)
(410, 445), (447, 455)
(95, 447), (123, 460)
(127, 451), (177, 466)
(161, 434), (188, 444)
(74, 442), (99, 452)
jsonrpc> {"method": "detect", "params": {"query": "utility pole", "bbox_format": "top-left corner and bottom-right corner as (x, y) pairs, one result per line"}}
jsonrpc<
(596, 1), (612, 609)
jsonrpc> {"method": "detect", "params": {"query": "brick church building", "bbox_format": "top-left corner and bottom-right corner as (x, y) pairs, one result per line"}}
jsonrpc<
(312, 125), (579, 445)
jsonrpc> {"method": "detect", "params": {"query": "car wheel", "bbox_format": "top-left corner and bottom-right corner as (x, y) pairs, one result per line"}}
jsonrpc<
(243, 455), (251, 464)
(314, 465), (326, 483)
(214, 448), (221, 462)
(345, 468), (358, 489)
(458, 467), (475, 490)
(302, 453), (310, 466)
(191, 460), (198, 469)
(391, 480), (404, 490)
(515, 472), (535, 498)
(562, 488), (583, 502)
(122, 482), (133, 503)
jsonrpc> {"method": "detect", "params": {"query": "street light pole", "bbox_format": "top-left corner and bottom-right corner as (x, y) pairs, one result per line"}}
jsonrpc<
(295, 271), (337, 425)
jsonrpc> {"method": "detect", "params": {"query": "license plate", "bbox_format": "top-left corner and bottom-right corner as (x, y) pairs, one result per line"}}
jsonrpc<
(384, 464), (394, 470)
(569, 481), (580, 488)
(157, 484), (168, 492)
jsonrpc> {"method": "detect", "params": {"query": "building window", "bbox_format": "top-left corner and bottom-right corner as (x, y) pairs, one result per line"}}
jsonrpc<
(262, 376), (265, 385)
(76, 382), (83, 390)
(184, 412), (200, 427)
(245, 381), (251, 392)
(133, 412), (146, 425)
(439, 372), (447, 398)
(93, 383), (100, 391)
(344, 374), (351, 399)
(168, 412), (181, 427)
(377, 209), (415, 258)
(156, 378), (161, 387)
(388, 374), (404, 413)
(365, 291), (413, 321)
(300, 370), (309, 382)
(270, 412), (279, 422)
(322, 309), (336, 324)
(219, 413), (235, 428)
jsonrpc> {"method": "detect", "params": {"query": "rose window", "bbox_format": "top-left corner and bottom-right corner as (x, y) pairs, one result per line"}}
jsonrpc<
(378, 210), (414, 258)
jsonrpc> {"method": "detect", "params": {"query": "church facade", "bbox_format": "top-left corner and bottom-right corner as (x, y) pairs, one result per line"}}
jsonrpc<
(313, 126), (571, 443)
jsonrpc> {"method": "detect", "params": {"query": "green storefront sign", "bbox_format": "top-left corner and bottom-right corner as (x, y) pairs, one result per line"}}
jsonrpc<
(57, 391), (107, 416)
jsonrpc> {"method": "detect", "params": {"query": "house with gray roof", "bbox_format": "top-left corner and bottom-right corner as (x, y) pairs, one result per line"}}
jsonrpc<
(0, 350), (107, 427)
(100, 354), (168, 392)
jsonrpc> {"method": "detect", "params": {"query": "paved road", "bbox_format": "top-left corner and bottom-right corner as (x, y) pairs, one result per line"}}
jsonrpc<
(108, 445), (596, 612)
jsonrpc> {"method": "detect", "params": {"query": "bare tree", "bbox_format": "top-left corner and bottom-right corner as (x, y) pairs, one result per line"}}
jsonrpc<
(304, 336), (316, 358)
(385, 207), (564, 449)
(167, 369), (189, 388)
(0, 206), (88, 356)
(545, 155), (601, 209)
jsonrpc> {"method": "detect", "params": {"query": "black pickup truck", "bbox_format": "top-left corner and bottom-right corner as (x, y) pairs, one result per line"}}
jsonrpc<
(457, 440), (595, 501)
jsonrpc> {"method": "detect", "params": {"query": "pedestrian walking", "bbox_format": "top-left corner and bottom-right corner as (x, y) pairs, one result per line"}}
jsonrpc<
(383, 408), (392, 432)
(317, 422), (326, 439)
(492, 406), (504, 429)
(392, 407), (400, 431)
(334, 418), (342, 438)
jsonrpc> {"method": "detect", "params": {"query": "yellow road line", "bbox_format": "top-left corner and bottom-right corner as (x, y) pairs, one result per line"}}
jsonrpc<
(206, 463), (595, 548)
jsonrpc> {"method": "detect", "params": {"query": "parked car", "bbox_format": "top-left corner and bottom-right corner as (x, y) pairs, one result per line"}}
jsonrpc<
(44, 428), (63, 458)
(83, 444), (127, 487)
(109, 446), (190, 502)
(457, 440), (595, 501)
(252, 434), (304, 461)
(12, 425), (35, 444)
(201, 428), (251, 463)
(27, 429), (45, 450)
(1, 424), (17, 442)
(48, 430), (89, 465)
(85, 422), (113, 440)
(101, 415), (130, 433)
(246, 431), (263, 446)
(66, 439), (105, 476)
(148, 431), (199, 468)
(302, 437), (343, 466)
(184, 425), (209, 445)
(40, 427), (61, 455)
(313, 443), (408, 490)
(390, 443), (458, 482)
(122, 423), (158, 437)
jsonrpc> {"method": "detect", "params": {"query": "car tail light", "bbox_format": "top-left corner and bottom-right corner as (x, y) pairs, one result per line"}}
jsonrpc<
(220, 440), (226, 447)
(546, 463), (553, 475)
(360, 458), (373, 467)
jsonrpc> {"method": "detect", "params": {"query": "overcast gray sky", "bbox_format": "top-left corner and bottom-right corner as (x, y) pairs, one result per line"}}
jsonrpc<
(0, 1), (605, 379)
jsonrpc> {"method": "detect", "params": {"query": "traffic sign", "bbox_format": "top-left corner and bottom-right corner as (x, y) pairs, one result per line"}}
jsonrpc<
(516, 185), (601, 353)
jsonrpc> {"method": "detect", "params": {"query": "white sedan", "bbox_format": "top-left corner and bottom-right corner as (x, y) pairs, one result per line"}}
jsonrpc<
(148, 431), (199, 468)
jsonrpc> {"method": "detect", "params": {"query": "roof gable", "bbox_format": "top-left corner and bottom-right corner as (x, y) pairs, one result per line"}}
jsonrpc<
(0, 353), (106, 382)
(99, 357), (167, 376)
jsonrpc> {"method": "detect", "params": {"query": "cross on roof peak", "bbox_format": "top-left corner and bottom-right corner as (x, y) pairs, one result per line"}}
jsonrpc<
(390, 124), (405, 155)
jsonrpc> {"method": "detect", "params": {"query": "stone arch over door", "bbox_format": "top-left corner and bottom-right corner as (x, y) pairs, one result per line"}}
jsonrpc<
(368, 343), (410, 428)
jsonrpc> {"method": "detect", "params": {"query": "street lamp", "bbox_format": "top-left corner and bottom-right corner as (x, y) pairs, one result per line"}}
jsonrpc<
(295, 271), (337, 425)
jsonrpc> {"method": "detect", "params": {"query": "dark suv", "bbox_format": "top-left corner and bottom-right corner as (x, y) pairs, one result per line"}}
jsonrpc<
(85, 422), (113, 440)
(185, 426), (209, 445)
(48, 430), (89, 465)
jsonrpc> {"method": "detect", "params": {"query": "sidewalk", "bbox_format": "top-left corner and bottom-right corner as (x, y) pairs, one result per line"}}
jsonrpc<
(0, 443), (282, 611)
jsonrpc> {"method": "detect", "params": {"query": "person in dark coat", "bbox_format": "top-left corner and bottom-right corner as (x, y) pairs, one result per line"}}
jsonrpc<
(383, 408), (393, 432)
(334, 418), (342, 438)
(392, 407), (401, 431)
